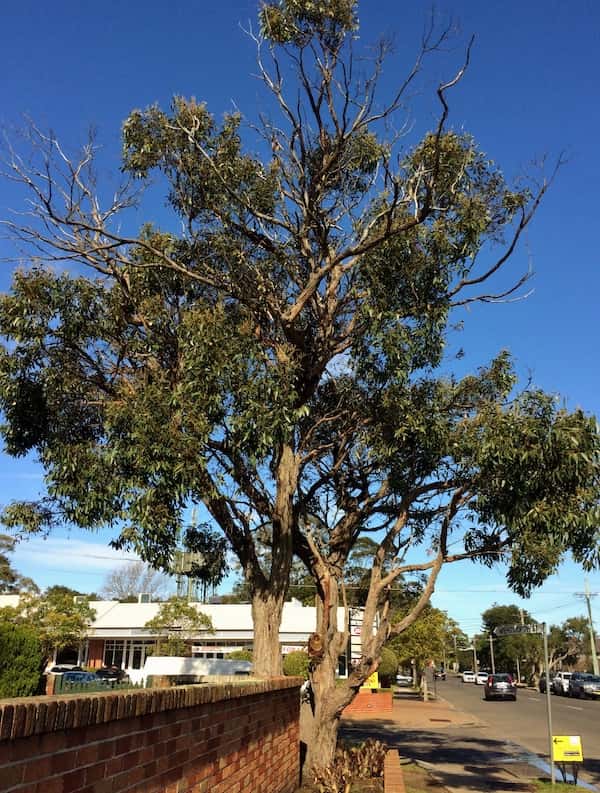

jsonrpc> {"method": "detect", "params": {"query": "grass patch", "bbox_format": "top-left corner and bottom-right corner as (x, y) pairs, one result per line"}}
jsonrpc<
(401, 762), (450, 792)
(529, 782), (589, 792)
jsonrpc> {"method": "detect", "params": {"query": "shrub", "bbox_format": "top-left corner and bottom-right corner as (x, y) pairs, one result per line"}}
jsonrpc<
(377, 647), (398, 687)
(283, 650), (310, 678)
(227, 649), (253, 661)
(0, 624), (45, 698)
(313, 739), (387, 792)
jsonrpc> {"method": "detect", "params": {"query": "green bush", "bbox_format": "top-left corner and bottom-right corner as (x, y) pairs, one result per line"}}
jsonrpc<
(282, 650), (310, 679)
(377, 647), (398, 687)
(227, 649), (253, 661)
(0, 624), (45, 698)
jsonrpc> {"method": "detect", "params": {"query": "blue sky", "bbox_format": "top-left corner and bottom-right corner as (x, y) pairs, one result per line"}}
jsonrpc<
(0, 0), (599, 635)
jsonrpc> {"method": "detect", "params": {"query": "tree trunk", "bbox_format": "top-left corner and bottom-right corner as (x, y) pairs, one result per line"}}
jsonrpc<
(301, 650), (353, 775)
(252, 591), (286, 676)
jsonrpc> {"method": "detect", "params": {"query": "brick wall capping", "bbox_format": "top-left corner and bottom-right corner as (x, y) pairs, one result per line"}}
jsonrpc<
(0, 675), (303, 742)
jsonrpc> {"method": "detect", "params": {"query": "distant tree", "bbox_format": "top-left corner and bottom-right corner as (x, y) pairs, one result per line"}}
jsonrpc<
(100, 561), (172, 602)
(387, 606), (449, 681)
(480, 603), (538, 674)
(547, 616), (588, 671)
(219, 577), (253, 604)
(0, 588), (96, 666)
(0, 623), (45, 697)
(144, 597), (213, 656)
(0, 534), (38, 594)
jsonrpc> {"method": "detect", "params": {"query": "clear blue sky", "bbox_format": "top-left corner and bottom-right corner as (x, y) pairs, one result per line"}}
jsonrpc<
(0, 1), (599, 635)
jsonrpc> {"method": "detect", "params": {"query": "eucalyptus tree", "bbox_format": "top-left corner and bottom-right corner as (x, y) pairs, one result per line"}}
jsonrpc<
(1, 0), (599, 773)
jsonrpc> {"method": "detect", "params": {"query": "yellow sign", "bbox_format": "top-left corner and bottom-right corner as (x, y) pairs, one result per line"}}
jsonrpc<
(361, 671), (379, 689)
(552, 735), (583, 763)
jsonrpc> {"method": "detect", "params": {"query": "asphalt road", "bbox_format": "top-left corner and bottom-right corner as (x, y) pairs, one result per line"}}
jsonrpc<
(439, 676), (600, 764)
(342, 678), (600, 791)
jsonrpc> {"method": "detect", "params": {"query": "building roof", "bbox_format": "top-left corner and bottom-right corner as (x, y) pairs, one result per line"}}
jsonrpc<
(0, 595), (346, 641)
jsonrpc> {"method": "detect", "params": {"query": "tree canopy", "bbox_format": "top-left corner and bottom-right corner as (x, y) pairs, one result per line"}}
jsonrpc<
(0, 534), (37, 594)
(0, 587), (95, 664)
(99, 561), (172, 602)
(144, 597), (213, 656)
(1, 0), (599, 772)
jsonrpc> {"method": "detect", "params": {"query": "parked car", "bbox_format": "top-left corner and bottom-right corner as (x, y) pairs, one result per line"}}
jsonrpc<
(462, 670), (475, 683)
(484, 673), (517, 701)
(47, 665), (83, 675)
(552, 671), (573, 695)
(539, 672), (553, 693)
(395, 673), (413, 687)
(94, 666), (129, 683)
(475, 671), (489, 685)
(569, 673), (600, 699)
(434, 669), (446, 680)
(61, 671), (97, 686)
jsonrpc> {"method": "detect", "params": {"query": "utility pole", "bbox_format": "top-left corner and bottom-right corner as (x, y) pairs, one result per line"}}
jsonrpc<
(472, 637), (478, 674)
(489, 634), (496, 674)
(576, 578), (599, 676)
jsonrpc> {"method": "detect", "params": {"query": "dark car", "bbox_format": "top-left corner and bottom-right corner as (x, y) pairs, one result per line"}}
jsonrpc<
(94, 666), (128, 683)
(569, 673), (600, 698)
(434, 669), (446, 681)
(539, 673), (554, 693)
(484, 673), (517, 701)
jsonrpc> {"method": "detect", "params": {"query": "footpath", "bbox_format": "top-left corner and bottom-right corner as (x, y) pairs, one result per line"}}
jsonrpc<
(341, 688), (556, 793)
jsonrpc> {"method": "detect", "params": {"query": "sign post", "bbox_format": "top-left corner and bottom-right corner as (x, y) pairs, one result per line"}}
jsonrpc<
(552, 735), (583, 786)
(542, 623), (555, 785)
(495, 621), (554, 785)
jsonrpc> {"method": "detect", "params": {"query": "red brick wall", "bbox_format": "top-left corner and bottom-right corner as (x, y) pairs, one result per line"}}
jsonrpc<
(384, 750), (406, 793)
(342, 689), (393, 717)
(0, 677), (301, 793)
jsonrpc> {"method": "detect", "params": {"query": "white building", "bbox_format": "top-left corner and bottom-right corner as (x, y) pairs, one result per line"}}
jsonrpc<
(0, 595), (350, 679)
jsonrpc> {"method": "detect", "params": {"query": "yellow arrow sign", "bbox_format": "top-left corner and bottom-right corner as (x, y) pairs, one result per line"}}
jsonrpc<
(552, 735), (583, 763)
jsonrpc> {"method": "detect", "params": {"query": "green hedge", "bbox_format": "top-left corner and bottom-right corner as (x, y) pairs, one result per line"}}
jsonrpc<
(283, 650), (310, 679)
(377, 647), (398, 687)
(0, 624), (45, 698)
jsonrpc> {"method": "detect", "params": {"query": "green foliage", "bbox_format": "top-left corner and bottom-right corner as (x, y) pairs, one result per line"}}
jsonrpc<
(227, 649), (253, 661)
(377, 647), (398, 687)
(0, 534), (37, 594)
(387, 606), (449, 673)
(260, 0), (358, 47)
(0, 623), (44, 697)
(283, 650), (310, 678)
(1, 0), (600, 763)
(0, 589), (96, 662)
(144, 597), (213, 656)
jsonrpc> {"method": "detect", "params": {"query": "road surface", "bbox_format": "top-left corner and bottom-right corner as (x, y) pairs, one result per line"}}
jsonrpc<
(440, 675), (600, 765)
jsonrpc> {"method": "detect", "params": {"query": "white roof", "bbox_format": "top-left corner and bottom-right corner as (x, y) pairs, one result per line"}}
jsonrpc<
(0, 595), (346, 641)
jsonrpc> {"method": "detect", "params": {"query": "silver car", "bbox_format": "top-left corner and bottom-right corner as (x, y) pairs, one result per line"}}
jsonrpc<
(484, 673), (517, 701)
(569, 674), (600, 699)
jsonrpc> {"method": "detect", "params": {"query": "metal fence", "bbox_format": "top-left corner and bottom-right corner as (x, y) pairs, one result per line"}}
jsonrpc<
(54, 676), (147, 695)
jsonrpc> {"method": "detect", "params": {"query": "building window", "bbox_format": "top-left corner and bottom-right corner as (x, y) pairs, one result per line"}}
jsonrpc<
(104, 640), (126, 668)
(128, 640), (155, 670)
